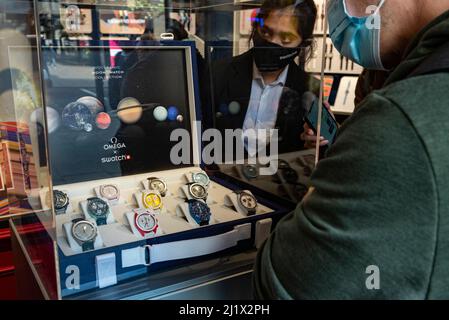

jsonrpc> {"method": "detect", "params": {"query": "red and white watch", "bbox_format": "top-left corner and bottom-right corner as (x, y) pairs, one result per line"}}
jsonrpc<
(134, 209), (158, 237)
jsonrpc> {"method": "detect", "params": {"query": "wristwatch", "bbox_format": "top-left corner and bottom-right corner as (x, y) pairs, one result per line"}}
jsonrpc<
(142, 191), (163, 210)
(86, 197), (110, 226)
(234, 190), (257, 216)
(134, 209), (159, 237)
(281, 167), (299, 184)
(187, 182), (208, 201)
(99, 184), (120, 203)
(242, 164), (259, 180)
(53, 190), (69, 215)
(71, 218), (98, 252)
(191, 170), (210, 187)
(147, 177), (167, 197)
(186, 199), (211, 226)
(278, 159), (290, 170)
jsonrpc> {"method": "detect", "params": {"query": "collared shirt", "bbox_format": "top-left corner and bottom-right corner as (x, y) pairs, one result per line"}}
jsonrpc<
(242, 62), (289, 156)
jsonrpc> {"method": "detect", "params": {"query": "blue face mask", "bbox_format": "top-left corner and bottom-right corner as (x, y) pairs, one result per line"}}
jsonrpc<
(327, 0), (386, 70)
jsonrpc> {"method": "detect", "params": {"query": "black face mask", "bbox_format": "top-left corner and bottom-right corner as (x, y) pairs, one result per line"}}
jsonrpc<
(252, 32), (300, 72)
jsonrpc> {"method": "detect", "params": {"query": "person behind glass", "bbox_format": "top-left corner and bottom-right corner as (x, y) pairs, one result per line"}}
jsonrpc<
(205, 0), (317, 156)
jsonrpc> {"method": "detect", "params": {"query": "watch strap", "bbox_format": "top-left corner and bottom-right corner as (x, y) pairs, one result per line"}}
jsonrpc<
(82, 240), (95, 252)
(55, 206), (68, 215)
(97, 217), (107, 226)
(247, 208), (256, 216)
(72, 218), (84, 224)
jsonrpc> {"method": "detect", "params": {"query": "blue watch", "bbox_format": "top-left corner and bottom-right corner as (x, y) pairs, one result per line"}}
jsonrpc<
(242, 164), (259, 180)
(186, 199), (211, 226)
(86, 197), (109, 226)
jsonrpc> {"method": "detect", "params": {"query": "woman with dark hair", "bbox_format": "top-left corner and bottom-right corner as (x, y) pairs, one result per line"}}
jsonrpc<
(204, 0), (318, 155)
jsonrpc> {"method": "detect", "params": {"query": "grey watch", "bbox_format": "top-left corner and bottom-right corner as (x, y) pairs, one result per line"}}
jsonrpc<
(147, 177), (168, 197)
(53, 190), (69, 215)
(71, 218), (98, 252)
(86, 197), (110, 226)
(187, 182), (208, 201)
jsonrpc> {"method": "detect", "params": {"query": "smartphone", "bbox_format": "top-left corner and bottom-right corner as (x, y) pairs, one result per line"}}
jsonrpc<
(304, 98), (338, 145)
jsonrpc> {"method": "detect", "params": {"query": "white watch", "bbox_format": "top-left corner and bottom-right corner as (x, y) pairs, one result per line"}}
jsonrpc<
(99, 184), (120, 203)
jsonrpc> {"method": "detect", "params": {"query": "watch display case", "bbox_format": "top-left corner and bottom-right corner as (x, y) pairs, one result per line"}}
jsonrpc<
(6, 0), (299, 300)
(4, 0), (346, 300)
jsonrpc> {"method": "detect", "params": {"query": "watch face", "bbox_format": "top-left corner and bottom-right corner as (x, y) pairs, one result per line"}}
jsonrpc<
(53, 190), (68, 209)
(143, 192), (162, 210)
(72, 221), (97, 242)
(87, 198), (109, 217)
(187, 200), (211, 226)
(242, 165), (258, 179)
(239, 192), (257, 209)
(135, 212), (157, 232)
(100, 184), (119, 200)
(189, 183), (207, 199)
(193, 172), (209, 186)
(149, 179), (167, 195)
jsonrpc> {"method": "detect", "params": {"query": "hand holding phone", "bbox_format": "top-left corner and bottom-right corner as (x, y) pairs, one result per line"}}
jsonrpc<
(303, 98), (338, 146)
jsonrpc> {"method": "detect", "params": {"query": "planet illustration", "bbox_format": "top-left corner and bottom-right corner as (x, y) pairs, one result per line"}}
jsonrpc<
(95, 112), (111, 130)
(153, 106), (168, 122)
(117, 97), (143, 124)
(77, 96), (104, 115)
(167, 106), (179, 121)
(228, 101), (241, 115)
(176, 115), (184, 123)
(219, 103), (229, 116)
(62, 101), (93, 132)
(30, 106), (60, 134)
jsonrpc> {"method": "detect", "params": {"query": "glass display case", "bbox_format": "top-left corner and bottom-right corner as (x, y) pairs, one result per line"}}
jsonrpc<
(2, 0), (363, 299)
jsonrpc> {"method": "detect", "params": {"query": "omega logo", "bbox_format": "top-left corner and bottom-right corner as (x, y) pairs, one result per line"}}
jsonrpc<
(103, 137), (127, 151)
